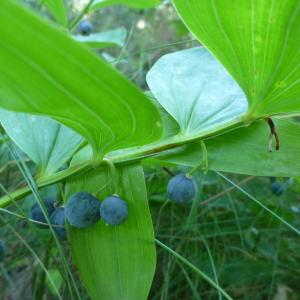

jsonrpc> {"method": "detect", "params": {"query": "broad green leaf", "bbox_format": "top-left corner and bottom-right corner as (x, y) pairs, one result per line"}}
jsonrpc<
(90, 0), (160, 11)
(173, 0), (300, 118)
(0, 109), (83, 176)
(0, 0), (162, 157)
(65, 154), (156, 300)
(153, 118), (300, 177)
(147, 47), (248, 139)
(73, 27), (127, 48)
(42, 0), (68, 26)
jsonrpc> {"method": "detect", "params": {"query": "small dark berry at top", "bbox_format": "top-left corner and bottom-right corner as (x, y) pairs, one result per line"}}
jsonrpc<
(78, 20), (93, 36)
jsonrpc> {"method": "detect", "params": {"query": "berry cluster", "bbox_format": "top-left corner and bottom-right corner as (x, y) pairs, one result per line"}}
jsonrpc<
(28, 170), (198, 241)
(65, 192), (129, 227)
(29, 193), (129, 239)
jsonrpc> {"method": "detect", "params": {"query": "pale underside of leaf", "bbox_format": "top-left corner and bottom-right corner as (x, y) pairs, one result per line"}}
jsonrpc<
(0, 109), (83, 175)
(147, 47), (248, 138)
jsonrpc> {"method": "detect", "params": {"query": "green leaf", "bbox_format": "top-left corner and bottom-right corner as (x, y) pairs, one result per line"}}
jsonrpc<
(147, 47), (248, 139)
(154, 118), (300, 177)
(0, 109), (83, 176)
(42, 0), (68, 26)
(173, 0), (300, 118)
(65, 155), (156, 300)
(0, 0), (162, 157)
(72, 27), (127, 48)
(90, 0), (160, 11)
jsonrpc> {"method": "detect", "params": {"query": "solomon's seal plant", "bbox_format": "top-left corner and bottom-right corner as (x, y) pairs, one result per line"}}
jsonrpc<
(1, 0), (300, 299)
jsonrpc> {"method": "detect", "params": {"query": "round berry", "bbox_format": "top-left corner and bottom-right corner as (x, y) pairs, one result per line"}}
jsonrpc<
(50, 207), (67, 239)
(30, 198), (56, 228)
(78, 20), (93, 36)
(271, 182), (284, 196)
(65, 192), (101, 228)
(100, 196), (128, 226)
(167, 173), (197, 203)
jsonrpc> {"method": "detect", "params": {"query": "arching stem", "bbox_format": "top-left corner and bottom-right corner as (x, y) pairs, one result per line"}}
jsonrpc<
(187, 140), (208, 177)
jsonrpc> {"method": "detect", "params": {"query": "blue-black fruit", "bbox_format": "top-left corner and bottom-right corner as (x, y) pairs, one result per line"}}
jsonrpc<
(50, 207), (67, 239)
(78, 20), (93, 36)
(167, 173), (197, 203)
(65, 192), (101, 228)
(30, 198), (56, 228)
(0, 240), (5, 263)
(271, 182), (284, 196)
(100, 196), (128, 226)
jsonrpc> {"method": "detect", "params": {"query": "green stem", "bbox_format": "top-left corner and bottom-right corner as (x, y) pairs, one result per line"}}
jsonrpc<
(155, 239), (233, 300)
(0, 160), (90, 207)
(187, 140), (208, 176)
(0, 118), (246, 208)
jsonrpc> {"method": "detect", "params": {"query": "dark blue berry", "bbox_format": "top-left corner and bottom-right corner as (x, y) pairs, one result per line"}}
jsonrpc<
(271, 182), (285, 196)
(0, 240), (5, 263)
(65, 192), (101, 228)
(30, 198), (56, 228)
(167, 173), (197, 203)
(50, 207), (67, 239)
(100, 196), (128, 226)
(78, 20), (93, 36)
